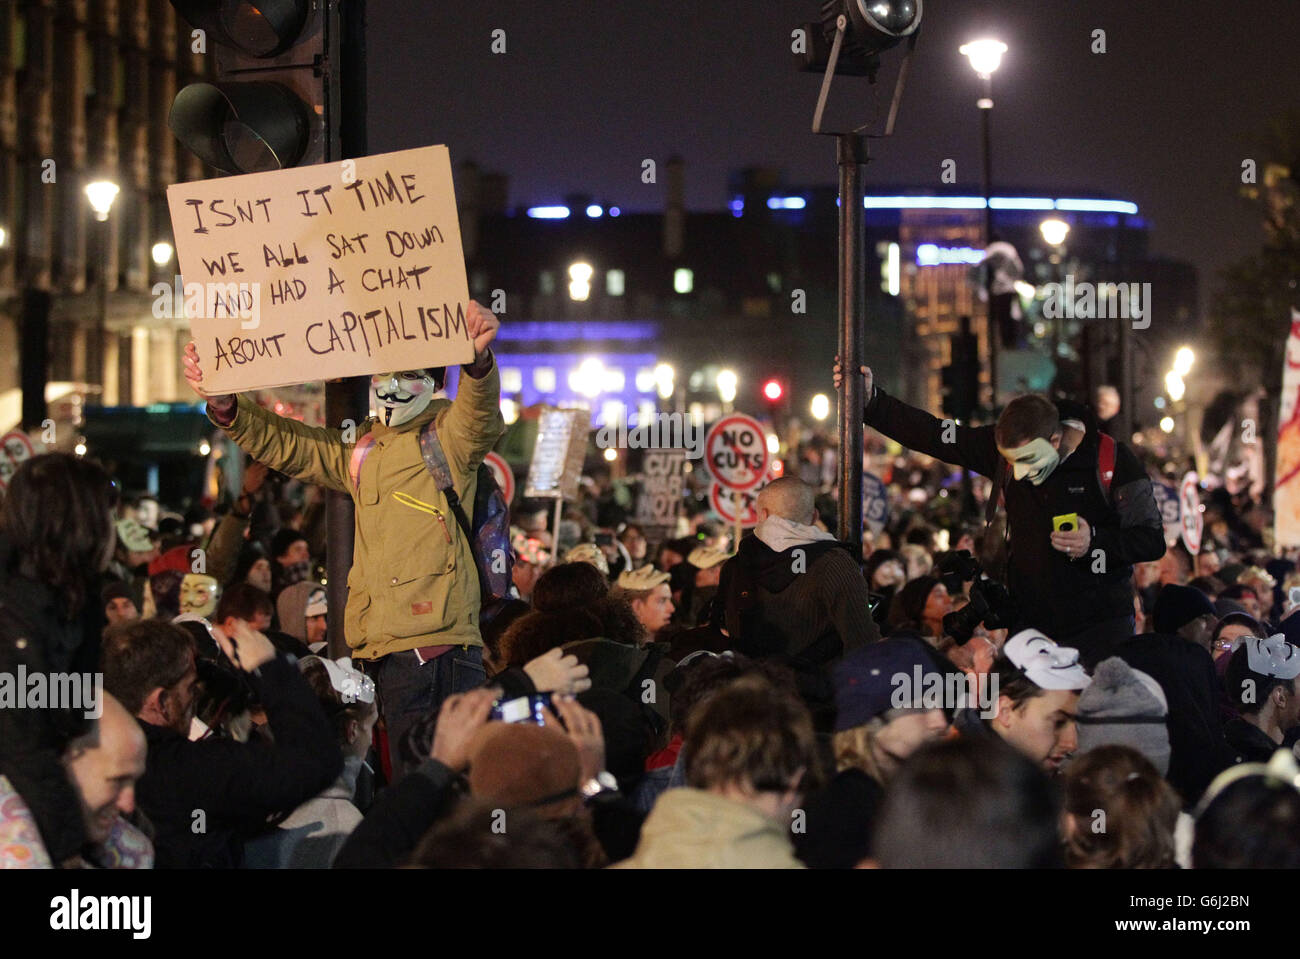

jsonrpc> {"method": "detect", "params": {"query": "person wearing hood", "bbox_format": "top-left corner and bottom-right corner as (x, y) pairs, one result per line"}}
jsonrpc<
(712, 477), (880, 728)
(278, 581), (329, 654)
(836, 359), (1165, 669)
(184, 301), (506, 778)
(614, 675), (814, 869)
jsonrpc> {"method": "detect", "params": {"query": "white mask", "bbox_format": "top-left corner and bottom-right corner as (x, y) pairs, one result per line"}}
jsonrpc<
(998, 436), (1061, 486)
(371, 370), (435, 427)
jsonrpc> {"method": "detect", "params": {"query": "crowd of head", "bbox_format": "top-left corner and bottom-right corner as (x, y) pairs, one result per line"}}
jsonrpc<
(2, 442), (1300, 871)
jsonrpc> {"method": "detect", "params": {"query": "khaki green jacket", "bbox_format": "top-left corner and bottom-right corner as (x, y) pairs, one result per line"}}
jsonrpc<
(209, 360), (504, 659)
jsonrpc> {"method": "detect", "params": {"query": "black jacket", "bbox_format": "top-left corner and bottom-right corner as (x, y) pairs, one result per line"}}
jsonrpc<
(792, 767), (884, 869)
(0, 536), (104, 864)
(135, 655), (342, 868)
(864, 388), (1165, 638)
(1224, 717), (1281, 765)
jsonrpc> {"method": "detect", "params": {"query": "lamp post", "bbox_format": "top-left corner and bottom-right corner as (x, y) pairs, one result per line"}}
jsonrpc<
(84, 179), (119, 397)
(1039, 217), (1069, 363)
(960, 38), (1007, 407)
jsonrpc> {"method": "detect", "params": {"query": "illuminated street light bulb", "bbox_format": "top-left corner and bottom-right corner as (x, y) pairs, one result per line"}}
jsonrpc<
(603, 447), (618, 462)
(74, 440), (87, 457)
(570, 356), (605, 398)
(0, 226), (7, 248)
(152, 241), (174, 266)
(1173, 346), (1195, 377)
(811, 393), (830, 421)
(84, 180), (120, 221)
(959, 38), (1007, 78)
(765, 434), (780, 454)
(500, 397), (519, 425)
(1165, 371), (1185, 402)
(568, 261), (594, 301)
(654, 363), (675, 401)
(717, 369), (738, 404)
(198, 440), (211, 457)
(1159, 416), (1175, 434)
(1039, 218), (1070, 247)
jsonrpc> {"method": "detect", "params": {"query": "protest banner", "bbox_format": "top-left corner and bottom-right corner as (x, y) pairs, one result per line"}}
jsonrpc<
(709, 480), (761, 529)
(1152, 481), (1182, 548)
(1275, 309), (1300, 546)
(635, 449), (687, 544)
(1180, 472), (1203, 555)
(166, 144), (473, 394)
(705, 414), (770, 492)
(525, 407), (589, 543)
(0, 431), (36, 490)
(862, 470), (889, 534)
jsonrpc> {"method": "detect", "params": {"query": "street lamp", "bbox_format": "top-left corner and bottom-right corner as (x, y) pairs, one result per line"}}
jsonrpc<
(811, 393), (830, 421)
(151, 241), (174, 267)
(1174, 346), (1195, 377)
(960, 36), (1007, 407)
(716, 369), (738, 409)
(1165, 371), (1186, 402)
(1039, 218), (1070, 248)
(85, 179), (119, 400)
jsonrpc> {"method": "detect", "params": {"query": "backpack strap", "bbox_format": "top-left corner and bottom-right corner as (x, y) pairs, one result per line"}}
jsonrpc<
(418, 419), (490, 603)
(1097, 432), (1116, 500)
(348, 433), (377, 495)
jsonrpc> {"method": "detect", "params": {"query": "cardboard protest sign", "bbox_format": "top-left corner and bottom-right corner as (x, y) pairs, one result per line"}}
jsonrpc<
(861, 471), (889, 534)
(166, 144), (474, 394)
(0, 431), (37, 490)
(636, 449), (687, 541)
(484, 451), (515, 506)
(1180, 472), (1203, 554)
(525, 408), (589, 500)
(709, 480), (761, 528)
(1152, 481), (1181, 547)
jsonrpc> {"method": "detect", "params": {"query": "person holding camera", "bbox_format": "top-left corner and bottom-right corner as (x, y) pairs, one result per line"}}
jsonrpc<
(834, 360), (1165, 668)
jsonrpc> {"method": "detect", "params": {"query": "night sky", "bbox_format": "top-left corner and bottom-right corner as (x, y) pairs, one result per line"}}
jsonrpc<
(367, 0), (1300, 308)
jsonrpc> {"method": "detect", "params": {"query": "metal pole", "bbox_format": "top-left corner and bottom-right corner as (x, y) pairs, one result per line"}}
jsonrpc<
(97, 219), (108, 396)
(836, 133), (867, 547)
(979, 80), (997, 409)
(326, 0), (365, 660)
(1118, 314), (1133, 442)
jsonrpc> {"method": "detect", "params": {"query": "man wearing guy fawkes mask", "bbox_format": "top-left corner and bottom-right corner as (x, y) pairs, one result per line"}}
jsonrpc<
(834, 360), (1165, 669)
(184, 302), (505, 776)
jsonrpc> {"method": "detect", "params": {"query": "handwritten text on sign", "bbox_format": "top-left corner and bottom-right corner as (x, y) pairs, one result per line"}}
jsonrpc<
(166, 145), (474, 393)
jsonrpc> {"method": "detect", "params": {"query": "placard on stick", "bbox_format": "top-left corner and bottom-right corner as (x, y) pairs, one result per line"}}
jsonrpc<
(166, 144), (474, 394)
(525, 408), (589, 501)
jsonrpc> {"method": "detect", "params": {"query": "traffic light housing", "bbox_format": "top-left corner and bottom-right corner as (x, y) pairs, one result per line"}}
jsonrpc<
(941, 318), (980, 421)
(169, 1), (341, 174)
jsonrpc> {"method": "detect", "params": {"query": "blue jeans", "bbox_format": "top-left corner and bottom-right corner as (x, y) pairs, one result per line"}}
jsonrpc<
(371, 646), (485, 779)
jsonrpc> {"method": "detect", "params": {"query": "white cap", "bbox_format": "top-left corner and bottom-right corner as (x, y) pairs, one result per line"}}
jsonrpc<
(1004, 629), (1092, 691)
(1246, 635), (1300, 680)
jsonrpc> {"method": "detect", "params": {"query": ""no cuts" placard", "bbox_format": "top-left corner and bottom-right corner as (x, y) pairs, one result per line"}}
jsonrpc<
(705, 414), (770, 492)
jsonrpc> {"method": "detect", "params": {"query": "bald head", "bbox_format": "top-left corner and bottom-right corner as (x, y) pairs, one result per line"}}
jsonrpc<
(757, 477), (816, 525)
(64, 693), (147, 845)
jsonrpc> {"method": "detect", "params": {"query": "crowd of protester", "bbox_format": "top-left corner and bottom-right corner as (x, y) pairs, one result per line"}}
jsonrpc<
(4, 364), (1300, 869)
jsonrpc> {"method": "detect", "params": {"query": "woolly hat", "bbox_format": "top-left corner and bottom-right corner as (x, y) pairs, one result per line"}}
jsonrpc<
(467, 722), (581, 817)
(271, 528), (308, 561)
(1153, 584), (1215, 634)
(1076, 656), (1171, 775)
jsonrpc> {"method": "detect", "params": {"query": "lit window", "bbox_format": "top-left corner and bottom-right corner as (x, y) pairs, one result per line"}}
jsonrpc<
(600, 400), (626, 426)
(602, 368), (625, 393)
(539, 271), (555, 295)
(673, 268), (693, 294)
(568, 262), (593, 301)
(767, 273), (781, 293)
(606, 269), (625, 297)
(635, 368), (656, 393)
(501, 367), (523, 393)
(534, 367), (556, 392)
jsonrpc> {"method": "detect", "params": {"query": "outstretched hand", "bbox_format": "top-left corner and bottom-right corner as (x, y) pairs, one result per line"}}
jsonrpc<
(183, 341), (236, 412)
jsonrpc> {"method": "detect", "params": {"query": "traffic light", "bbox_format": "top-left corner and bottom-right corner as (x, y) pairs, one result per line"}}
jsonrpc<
(169, 1), (341, 174)
(941, 317), (980, 421)
(763, 379), (784, 403)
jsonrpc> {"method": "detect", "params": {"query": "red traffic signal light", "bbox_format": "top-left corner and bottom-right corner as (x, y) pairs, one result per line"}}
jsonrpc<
(763, 379), (784, 402)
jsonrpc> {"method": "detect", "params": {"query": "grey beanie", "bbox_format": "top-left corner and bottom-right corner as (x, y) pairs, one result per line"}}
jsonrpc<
(1076, 656), (1171, 776)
